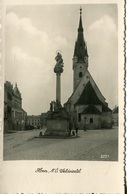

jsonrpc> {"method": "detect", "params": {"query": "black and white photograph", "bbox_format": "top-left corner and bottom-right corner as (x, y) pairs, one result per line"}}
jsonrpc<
(3, 3), (119, 161)
(1, 0), (125, 193)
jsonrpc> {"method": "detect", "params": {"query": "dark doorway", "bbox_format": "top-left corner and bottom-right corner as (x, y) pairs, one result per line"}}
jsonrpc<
(78, 113), (81, 122)
(90, 118), (93, 123)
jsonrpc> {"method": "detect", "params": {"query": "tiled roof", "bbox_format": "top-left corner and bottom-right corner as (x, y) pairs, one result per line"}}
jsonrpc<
(75, 81), (112, 112)
(75, 81), (102, 105)
(82, 104), (101, 114)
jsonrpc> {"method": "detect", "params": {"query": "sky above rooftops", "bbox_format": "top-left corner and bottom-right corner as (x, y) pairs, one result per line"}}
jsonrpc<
(5, 4), (118, 115)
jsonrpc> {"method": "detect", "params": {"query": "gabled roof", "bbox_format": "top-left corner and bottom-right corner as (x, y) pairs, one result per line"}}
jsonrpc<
(75, 81), (112, 112)
(82, 104), (101, 114)
(66, 70), (106, 106)
(75, 81), (102, 105)
(13, 83), (22, 99)
(102, 104), (112, 112)
(112, 106), (119, 113)
(66, 70), (112, 112)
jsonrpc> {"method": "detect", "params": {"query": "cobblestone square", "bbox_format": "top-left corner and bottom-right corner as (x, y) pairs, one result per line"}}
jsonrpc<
(4, 126), (118, 161)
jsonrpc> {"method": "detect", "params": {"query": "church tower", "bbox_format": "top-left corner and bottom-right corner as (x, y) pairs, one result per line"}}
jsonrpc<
(65, 7), (112, 130)
(73, 7), (88, 91)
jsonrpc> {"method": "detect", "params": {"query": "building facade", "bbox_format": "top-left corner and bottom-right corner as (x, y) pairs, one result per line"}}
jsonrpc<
(4, 81), (27, 132)
(26, 115), (41, 129)
(4, 81), (13, 133)
(112, 106), (118, 126)
(65, 8), (112, 130)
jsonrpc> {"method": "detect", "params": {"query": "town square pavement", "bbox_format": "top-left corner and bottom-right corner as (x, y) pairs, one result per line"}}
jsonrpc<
(3, 126), (118, 161)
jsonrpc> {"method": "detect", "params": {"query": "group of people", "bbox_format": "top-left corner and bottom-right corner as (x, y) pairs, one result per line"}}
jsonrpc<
(69, 119), (87, 137)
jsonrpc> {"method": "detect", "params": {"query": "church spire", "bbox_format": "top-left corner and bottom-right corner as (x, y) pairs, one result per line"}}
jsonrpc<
(78, 7), (83, 32)
(73, 7), (88, 63)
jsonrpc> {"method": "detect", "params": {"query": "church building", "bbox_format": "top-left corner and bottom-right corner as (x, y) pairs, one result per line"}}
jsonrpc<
(65, 8), (112, 130)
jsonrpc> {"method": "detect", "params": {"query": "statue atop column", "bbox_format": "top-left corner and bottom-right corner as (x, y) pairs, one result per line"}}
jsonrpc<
(44, 51), (70, 137)
(54, 52), (64, 74)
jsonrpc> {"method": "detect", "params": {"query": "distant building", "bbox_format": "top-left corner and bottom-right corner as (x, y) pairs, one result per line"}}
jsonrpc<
(64, 8), (112, 130)
(4, 81), (27, 132)
(11, 83), (27, 131)
(40, 112), (47, 127)
(112, 106), (119, 126)
(26, 115), (41, 129)
(4, 81), (13, 133)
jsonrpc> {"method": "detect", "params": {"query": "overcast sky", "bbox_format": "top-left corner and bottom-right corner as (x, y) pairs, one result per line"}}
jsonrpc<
(5, 4), (118, 115)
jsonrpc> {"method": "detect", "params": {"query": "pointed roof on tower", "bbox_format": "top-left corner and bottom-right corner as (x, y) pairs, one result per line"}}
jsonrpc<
(13, 82), (22, 98)
(78, 7), (83, 32)
(74, 7), (88, 62)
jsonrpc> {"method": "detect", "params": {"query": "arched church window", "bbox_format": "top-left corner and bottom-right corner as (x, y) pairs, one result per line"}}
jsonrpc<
(79, 72), (83, 78)
(90, 118), (93, 123)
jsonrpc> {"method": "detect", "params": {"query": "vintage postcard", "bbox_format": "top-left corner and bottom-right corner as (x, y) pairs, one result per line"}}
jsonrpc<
(0, 0), (125, 193)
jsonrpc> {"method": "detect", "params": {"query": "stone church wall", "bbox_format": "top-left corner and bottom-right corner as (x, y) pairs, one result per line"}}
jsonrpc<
(77, 114), (101, 129)
(101, 112), (112, 129)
